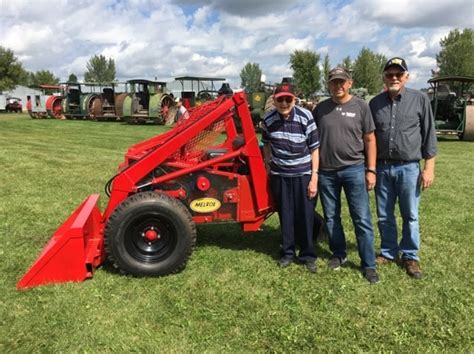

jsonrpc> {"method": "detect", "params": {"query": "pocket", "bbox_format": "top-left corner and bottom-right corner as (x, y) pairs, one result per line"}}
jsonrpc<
(374, 119), (390, 131)
(399, 115), (420, 132)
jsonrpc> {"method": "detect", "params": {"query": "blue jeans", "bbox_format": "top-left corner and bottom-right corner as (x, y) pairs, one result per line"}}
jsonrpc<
(319, 164), (376, 269)
(375, 162), (421, 261)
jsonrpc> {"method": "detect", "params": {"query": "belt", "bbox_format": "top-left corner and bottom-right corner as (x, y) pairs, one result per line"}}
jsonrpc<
(377, 159), (414, 165)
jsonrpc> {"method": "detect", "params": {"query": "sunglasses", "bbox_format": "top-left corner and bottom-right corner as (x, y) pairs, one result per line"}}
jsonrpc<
(276, 96), (294, 103)
(384, 72), (405, 79)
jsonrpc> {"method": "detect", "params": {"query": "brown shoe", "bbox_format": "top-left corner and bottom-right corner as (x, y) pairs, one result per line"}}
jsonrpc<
(376, 255), (400, 265)
(402, 259), (423, 279)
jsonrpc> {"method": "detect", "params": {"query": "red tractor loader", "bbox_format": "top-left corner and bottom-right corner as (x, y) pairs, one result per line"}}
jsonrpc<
(18, 92), (280, 289)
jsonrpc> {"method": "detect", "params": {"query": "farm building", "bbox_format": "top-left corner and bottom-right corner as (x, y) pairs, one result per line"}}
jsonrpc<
(0, 85), (42, 112)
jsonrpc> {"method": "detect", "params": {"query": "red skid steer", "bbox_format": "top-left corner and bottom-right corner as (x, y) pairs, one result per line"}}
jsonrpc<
(17, 92), (277, 289)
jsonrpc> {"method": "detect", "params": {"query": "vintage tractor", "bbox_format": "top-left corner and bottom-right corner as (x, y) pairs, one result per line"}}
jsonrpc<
(246, 82), (275, 128)
(117, 79), (174, 124)
(17, 92), (324, 289)
(26, 85), (63, 119)
(174, 76), (226, 109)
(88, 83), (127, 121)
(60, 82), (101, 119)
(428, 75), (474, 140)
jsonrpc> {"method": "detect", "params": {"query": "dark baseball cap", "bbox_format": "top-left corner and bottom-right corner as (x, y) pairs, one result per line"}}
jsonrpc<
(273, 83), (296, 98)
(384, 57), (408, 72)
(328, 66), (352, 82)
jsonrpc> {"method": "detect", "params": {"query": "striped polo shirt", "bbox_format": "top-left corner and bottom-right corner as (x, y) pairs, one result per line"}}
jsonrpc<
(261, 106), (320, 176)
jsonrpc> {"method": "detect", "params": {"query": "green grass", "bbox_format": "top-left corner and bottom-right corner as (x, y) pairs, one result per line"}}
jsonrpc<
(1, 113), (473, 352)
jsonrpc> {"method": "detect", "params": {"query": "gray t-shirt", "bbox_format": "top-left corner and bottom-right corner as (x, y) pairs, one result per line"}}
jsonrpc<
(313, 96), (375, 171)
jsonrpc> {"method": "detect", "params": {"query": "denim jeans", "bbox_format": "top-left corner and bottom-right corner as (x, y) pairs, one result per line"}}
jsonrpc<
(375, 162), (421, 261)
(319, 164), (376, 269)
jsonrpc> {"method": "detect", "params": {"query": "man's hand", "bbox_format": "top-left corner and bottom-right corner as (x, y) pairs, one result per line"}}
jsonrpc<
(421, 169), (434, 190)
(307, 175), (318, 199)
(421, 157), (435, 190)
(366, 171), (376, 191)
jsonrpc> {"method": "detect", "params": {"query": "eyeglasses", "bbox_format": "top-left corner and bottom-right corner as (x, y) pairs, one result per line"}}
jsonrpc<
(276, 96), (294, 104)
(384, 72), (405, 79)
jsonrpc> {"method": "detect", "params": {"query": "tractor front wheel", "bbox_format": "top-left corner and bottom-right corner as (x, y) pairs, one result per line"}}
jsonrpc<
(105, 192), (196, 277)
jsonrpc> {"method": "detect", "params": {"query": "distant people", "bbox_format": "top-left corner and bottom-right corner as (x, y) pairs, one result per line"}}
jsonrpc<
(175, 97), (189, 122)
(313, 66), (379, 283)
(369, 57), (437, 279)
(261, 83), (320, 273)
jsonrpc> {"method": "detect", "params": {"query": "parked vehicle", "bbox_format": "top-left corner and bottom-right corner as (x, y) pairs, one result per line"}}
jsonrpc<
(428, 75), (474, 140)
(60, 82), (100, 119)
(17, 92), (325, 289)
(26, 85), (62, 119)
(118, 79), (174, 124)
(89, 83), (126, 121)
(174, 76), (226, 108)
(5, 97), (22, 113)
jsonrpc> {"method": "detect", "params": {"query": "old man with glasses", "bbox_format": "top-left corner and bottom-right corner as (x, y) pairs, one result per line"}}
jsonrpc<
(369, 57), (437, 279)
(261, 83), (320, 273)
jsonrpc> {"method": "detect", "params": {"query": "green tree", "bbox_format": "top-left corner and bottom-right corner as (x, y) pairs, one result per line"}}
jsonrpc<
(352, 47), (386, 95)
(289, 50), (321, 99)
(436, 28), (474, 76)
(0, 46), (28, 91)
(240, 62), (263, 92)
(321, 54), (331, 92)
(68, 73), (78, 83)
(28, 70), (59, 87)
(341, 56), (352, 72)
(84, 54), (116, 83)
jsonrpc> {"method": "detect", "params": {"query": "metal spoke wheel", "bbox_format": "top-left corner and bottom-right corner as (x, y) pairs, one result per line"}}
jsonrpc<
(105, 192), (196, 276)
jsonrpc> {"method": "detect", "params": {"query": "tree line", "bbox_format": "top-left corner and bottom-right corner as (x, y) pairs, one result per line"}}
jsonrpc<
(240, 28), (473, 99)
(1, 28), (473, 95)
(0, 53), (115, 92)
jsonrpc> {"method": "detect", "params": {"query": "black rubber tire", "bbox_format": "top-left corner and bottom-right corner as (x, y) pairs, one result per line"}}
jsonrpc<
(105, 192), (196, 276)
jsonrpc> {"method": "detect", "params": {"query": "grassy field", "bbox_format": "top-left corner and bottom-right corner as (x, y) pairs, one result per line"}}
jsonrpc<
(0, 113), (473, 352)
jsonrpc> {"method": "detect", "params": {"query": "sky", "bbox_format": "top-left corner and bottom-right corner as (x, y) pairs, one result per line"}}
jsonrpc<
(0, 0), (473, 90)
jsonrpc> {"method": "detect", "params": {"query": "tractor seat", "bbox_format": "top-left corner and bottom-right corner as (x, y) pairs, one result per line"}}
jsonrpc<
(204, 148), (228, 159)
(203, 135), (245, 160)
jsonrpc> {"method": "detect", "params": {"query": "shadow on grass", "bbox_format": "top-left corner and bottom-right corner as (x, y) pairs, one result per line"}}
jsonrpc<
(194, 217), (360, 265)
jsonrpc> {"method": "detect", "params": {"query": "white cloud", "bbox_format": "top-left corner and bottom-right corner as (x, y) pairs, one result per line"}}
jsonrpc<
(270, 36), (314, 55)
(354, 0), (473, 28)
(0, 0), (469, 88)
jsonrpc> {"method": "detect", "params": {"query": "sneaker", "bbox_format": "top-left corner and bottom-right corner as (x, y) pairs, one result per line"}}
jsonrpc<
(278, 257), (294, 268)
(363, 268), (380, 284)
(376, 254), (400, 265)
(402, 259), (423, 279)
(305, 261), (317, 273)
(328, 256), (347, 270)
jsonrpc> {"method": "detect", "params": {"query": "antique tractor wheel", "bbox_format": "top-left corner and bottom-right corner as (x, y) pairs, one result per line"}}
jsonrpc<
(90, 97), (103, 121)
(462, 105), (474, 141)
(105, 192), (196, 276)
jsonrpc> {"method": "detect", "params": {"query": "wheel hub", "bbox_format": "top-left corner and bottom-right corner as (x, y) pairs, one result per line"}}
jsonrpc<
(143, 227), (160, 242)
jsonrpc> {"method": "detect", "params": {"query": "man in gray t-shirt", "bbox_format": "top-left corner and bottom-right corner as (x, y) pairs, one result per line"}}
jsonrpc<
(316, 97), (375, 171)
(313, 66), (378, 283)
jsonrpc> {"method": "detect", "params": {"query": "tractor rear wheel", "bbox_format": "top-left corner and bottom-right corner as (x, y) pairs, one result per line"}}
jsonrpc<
(462, 105), (474, 141)
(105, 192), (196, 276)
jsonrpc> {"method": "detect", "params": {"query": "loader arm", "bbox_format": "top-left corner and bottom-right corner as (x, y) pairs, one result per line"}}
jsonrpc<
(103, 92), (270, 219)
(18, 92), (272, 289)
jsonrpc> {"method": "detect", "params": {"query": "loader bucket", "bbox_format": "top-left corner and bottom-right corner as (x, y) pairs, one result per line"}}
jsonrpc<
(17, 194), (104, 289)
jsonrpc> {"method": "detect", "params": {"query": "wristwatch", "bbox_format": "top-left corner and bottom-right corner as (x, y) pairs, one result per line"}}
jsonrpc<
(365, 168), (376, 174)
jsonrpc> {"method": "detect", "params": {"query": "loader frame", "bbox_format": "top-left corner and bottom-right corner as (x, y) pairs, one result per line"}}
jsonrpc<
(18, 92), (273, 289)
